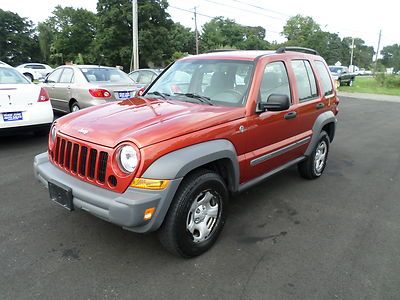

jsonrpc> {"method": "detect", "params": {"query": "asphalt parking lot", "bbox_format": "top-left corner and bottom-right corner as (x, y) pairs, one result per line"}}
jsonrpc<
(1, 97), (399, 299)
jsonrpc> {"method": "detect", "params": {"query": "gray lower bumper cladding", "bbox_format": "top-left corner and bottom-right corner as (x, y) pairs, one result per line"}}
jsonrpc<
(33, 152), (181, 233)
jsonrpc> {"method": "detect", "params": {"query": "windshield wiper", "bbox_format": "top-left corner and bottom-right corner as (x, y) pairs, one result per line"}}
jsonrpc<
(146, 91), (170, 99)
(175, 93), (214, 106)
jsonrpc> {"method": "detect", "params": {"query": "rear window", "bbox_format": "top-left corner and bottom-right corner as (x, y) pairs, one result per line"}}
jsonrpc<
(0, 67), (30, 84)
(315, 61), (334, 96)
(80, 68), (133, 84)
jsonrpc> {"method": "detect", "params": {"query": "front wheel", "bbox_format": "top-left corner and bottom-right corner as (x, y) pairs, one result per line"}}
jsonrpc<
(158, 169), (228, 258)
(298, 131), (330, 179)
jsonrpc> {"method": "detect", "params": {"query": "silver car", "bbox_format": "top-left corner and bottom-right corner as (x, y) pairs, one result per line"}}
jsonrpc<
(128, 68), (162, 91)
(42, 65), (136, 113)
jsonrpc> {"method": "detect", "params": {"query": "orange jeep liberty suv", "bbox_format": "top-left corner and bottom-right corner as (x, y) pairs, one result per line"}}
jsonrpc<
(34, 47), (339, 257)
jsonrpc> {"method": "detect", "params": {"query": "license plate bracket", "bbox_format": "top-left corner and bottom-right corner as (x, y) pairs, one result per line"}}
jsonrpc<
(48, 180), (74, 211)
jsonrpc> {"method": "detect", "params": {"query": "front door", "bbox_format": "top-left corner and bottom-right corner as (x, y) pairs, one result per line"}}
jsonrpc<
(243, 60), (306, 182)
(44, 68), (64, 111)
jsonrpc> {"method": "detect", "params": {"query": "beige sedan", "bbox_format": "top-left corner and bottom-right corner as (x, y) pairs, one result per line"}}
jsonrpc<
(42, 65), (136, 113)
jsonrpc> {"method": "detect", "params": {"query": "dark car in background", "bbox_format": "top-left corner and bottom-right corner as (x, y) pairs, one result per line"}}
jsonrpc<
(328, 66), (355, 87)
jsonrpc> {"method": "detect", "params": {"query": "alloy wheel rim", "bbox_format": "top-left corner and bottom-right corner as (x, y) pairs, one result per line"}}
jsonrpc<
(186, 190), (220, 243)
(314, 141), (327, 173)
(72, 105), (79, 112)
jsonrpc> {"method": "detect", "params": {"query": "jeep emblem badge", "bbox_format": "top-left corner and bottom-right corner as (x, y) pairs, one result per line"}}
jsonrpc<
(78, 128), (89, 135)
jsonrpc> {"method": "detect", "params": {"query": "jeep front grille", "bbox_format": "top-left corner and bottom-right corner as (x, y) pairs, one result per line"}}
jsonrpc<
(52, 137), (109, 183)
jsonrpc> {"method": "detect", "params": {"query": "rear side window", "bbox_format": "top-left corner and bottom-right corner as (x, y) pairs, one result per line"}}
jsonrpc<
(260, 61), (291, 103)
(291, 60), (318, 101)
(315, 61), (334, 96)
(31, 64), (46, 70)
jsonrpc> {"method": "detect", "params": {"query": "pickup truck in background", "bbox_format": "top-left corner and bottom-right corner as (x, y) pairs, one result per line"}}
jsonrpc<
(328, 66), (355, 87)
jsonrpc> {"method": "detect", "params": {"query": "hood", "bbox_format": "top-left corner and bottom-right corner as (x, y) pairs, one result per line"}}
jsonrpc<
(56, 97), (244, 148)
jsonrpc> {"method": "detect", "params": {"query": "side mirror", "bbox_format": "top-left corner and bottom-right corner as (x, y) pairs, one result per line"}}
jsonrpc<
(259, 94), (290, 112)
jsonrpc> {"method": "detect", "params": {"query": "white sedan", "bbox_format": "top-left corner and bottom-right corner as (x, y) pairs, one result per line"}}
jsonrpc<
(0, 65), (54, 136)
(16, 63), (53, 82)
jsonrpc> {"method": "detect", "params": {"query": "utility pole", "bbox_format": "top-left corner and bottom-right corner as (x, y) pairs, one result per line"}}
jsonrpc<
(130, 0), (139, 72)
(350, 37), (355, 71)
(374, 30), (382, 73)
(194, 7), (199, 55)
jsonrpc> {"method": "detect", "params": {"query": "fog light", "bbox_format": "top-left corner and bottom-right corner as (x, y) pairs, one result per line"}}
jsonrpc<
(130, 178), (170, 190)
(144, 207), (155, 220)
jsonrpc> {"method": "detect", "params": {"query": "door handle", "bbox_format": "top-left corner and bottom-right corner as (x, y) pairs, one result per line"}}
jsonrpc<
(316, 103), (325, 110)
(284, 111), (297, 120)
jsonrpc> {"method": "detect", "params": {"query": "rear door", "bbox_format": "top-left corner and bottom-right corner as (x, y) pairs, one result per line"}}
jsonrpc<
(289, 59), (323, 142)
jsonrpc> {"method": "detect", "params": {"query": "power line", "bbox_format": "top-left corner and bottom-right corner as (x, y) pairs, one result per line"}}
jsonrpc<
(230, 0), (290, 17)
(201, 0), (286, 21)
(168, 5), (214, 19)
(168, 5), (282, 35)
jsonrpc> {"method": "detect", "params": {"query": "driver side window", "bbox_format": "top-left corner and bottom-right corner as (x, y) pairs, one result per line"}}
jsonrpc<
(260, 61), (291, 104)
(47, 68), (63, 83)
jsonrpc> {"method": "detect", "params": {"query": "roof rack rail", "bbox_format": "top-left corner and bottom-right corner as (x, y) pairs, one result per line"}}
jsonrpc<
(276, 47), (319, 56)
(206, 49), (238, 53)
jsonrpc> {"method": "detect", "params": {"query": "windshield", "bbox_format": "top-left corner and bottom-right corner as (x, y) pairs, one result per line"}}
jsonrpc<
(0, 67), (30, 84)
(80, 68), (133, 84)
(146, 59), (254, 107)
(329, 67), (344, 74)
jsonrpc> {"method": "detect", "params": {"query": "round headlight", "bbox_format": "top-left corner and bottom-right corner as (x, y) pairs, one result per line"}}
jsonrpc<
(118, 145), (138, 173)
(51, 125), (57, 141)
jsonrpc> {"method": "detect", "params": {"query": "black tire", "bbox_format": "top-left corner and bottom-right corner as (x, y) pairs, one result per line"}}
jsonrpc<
(24, 73), (33, 82)
(70, 101), (80, 113)
(298, 131), (330, 179)
(158, 169), (229, 258)
(348, 79), (353, 86)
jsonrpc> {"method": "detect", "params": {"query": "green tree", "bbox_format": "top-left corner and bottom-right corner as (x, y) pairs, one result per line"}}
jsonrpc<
(0, 9), (40, 65)
(241, 26), (270, 50)
(343, 37), (374, 68)
(95, 0), (180, 70)
(282, 15), (321, 46)
(280, 15), (374, 68)
(37, 22), (53, 63)
(169, 23), (196, 56)
(201, 17), (269, 51)
(45, 6), (97, 64)
(380, 44), (400, 71)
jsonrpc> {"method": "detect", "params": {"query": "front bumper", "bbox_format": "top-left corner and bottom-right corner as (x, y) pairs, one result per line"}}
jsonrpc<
(33, 152), (182, 233)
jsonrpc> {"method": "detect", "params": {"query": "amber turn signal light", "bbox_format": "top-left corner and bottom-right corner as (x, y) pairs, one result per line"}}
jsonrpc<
(130, 178), (170, 190)
(144, 207), (156, 221)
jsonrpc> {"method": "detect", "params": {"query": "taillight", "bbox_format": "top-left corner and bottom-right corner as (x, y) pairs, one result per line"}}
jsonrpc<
(89, 89), (112, 98)
(136, 87), (146, 96)
(38, 87), (49, 102)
